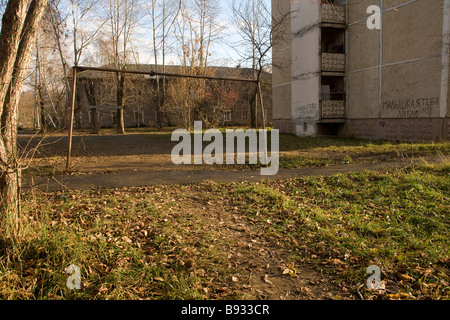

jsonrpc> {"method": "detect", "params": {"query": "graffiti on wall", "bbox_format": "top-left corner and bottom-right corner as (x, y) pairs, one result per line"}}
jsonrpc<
(294, 103), (319, 120)
(382, 97), (440, 118)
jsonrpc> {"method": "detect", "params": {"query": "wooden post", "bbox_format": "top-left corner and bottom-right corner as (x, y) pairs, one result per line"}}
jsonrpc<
(257, 81), (268, 166)
(66, 67), (77, 171)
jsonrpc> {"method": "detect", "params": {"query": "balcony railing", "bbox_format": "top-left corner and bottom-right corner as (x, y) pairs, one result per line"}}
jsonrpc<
(321, 4), (346, 24)
(321, 100), (345, 119)
(322, 53), (346, 72)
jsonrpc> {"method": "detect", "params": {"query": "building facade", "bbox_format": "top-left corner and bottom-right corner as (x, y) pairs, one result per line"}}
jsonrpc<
(75, 65), (272, 130)
(272, 0), (450, 140)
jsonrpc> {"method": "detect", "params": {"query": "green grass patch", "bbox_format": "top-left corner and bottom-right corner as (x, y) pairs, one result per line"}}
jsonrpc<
(1, 160), (449, 300)
(277, 134), (450, 169)
(0, 187), (240, 300)
(221, 166), (449, 299)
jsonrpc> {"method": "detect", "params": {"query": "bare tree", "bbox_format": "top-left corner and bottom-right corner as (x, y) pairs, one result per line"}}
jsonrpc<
(47, 0), (70, 106)
(0, 0), (49, 240)
(230, 0), (288, 128)
(176, 0), (223, 73)
(146, 0), (181, 128)
(70, 0), (105, 128)
(100, 0), (142, 134)
(70, 0), (105, 67)
(169, 0), (224, 130)
(30, 9), (68, 133)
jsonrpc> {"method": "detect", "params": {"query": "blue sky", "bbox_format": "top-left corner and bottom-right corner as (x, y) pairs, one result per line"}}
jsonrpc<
(129, 0), (270, 68)
(0, 0), (266, 68)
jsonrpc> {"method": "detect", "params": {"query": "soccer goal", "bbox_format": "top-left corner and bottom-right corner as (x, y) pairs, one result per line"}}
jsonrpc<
(66, 65), (268, 171)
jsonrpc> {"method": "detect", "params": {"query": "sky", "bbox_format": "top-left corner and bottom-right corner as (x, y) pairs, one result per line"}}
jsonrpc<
(0, 0), (268, 68)
(129, 0), (248, 68)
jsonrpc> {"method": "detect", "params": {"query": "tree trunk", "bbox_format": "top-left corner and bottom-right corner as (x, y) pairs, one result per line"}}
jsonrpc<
(0, 170), (20, 237)
(156, 76), (163, 129)
(116, 73), (125, 134)
(38, 84), (47, 134)
(0, 0), (49, 239)
(92, 108), (99, 134)
(249, 85), (258, 128)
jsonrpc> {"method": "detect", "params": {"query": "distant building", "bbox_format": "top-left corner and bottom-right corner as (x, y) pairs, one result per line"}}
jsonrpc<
(272, 0), (450, 140)
(18, 91), (36, 129)
(75, 64), (272, 129)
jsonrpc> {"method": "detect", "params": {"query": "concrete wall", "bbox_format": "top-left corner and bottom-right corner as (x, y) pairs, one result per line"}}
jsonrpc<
(346, 0), (449, 140)
(272, 0), (293, 132)
(272, 0), (450, 140)
(291, 1), (321, 137)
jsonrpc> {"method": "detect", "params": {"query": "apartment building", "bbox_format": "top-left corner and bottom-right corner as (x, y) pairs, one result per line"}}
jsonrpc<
(75, 64), (272, 130)
(272, 0), (450, 140)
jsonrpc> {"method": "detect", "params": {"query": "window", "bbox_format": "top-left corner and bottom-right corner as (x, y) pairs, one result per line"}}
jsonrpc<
(134, 110), (144, 124)
(89, 109), (99, 124)
(224, 110), (232, 122)
(111, 111), (118, 125)
(241, 111), (248, 121)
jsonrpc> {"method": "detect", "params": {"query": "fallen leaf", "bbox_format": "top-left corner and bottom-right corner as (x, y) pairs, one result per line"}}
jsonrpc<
(122, 236), (132, 243)
(400, 274), (413, 281)
(388, 292), (410, 300)
(263, 274), (273, 285)
(331, 259), (345, 265)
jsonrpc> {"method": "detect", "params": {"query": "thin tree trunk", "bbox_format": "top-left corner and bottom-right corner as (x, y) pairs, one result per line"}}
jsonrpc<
(152, 0), (162, 129)
(116, 73), (125, 134)
(249, 85), (257, 128)
(38, 85), (47, 134)
(0, 0), (49, 239)
(0, 0), (29, 107)
(49, 6), (71, 127)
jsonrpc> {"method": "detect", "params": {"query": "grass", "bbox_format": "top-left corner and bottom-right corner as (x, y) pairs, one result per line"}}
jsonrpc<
(0, 188), (241, 300)
(1, 160), (448, 300)
(277, 134), (450, 168)
(222, 160), (450, 299)
(4, 133), (450, 300)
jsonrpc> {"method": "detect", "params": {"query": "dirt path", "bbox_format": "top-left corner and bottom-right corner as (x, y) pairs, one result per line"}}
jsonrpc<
(182, 190), (356, 300)
(23, 156), (438, 193)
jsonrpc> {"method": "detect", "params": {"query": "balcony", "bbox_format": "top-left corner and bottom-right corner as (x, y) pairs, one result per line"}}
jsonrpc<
(321, 100), (345, 119)
(321, 4), (346, 25)
(322, 53), (345, 72)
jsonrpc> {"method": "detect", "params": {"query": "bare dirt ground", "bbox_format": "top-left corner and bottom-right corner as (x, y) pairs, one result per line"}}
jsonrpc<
(19, 132), (444, 191)
(139, 184), (357, 300)
(197, 197), (354, 300)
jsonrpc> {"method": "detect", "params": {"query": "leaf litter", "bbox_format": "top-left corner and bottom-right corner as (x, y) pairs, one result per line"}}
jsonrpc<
(2, 167), (448, 300)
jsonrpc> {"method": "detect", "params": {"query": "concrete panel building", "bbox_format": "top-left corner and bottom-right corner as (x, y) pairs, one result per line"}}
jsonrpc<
(272, 0), (450, 140)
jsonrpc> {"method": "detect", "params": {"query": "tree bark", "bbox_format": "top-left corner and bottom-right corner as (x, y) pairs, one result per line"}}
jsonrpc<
(116, 73), (125, 134)
(37, 84), (47, 134)
(249, 85), (258, 128)
(0, 0), (29, 108)
(0, 0), (49, 239)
